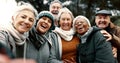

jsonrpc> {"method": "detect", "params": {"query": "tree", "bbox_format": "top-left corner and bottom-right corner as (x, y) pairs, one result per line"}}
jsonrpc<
(15, 0), (120, 26)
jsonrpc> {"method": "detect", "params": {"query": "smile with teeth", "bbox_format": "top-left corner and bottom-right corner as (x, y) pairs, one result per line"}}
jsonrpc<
(41, 24), (48, 29)
(99, 21), (106, 25)
(78, 27), (83, 30)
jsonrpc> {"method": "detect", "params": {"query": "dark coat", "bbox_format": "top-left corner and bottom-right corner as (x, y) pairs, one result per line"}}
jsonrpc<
(77, 26), (117, 63)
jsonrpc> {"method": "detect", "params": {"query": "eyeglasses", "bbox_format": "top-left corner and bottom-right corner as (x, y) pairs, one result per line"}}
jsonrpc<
(75, 21), (84, 26)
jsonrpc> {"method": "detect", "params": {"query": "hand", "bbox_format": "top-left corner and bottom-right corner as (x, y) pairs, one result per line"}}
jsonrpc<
(100, 30), (112, 41)
(112, 46), (117, 58)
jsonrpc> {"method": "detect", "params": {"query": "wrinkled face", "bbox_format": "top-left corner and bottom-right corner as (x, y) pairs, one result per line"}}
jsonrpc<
(50, 3), (62, 16)
(95, 14), (111, 29)
(59, 12), (72, 31)
(36, 17), (52, 34)
(74, 18), (89, 35)
(12, 10), (35, 34)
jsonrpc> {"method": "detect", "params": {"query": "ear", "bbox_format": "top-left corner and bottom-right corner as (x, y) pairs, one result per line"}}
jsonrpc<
(12, 16), (16, 24)
(12, 16), (14, 22)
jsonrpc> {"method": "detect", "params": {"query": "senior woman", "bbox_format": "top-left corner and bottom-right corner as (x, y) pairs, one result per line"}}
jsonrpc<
(0, 1), (38, 58)
(25, 11), (57, 63)
(73, 15), (117, 63)
(48, 8), (80, 63)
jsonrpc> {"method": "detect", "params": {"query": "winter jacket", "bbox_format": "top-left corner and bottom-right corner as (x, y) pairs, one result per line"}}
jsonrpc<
(0, 30), (25, 58)
(0, 23), (29, 58)
(26, 27), (58, 63)
(105, 22), (120, 63)
(48, 32), (79, 63)
(77, 26), (117, 63)
(48, 31), (63, 63)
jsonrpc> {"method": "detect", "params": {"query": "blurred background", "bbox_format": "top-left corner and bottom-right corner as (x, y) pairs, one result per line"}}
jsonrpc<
(1, 0), (120, 26)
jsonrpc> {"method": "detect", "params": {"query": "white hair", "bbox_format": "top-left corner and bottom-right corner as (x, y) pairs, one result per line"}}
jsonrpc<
(12, 1), (38, 21)
(57, 7), (74, 22)
(73, 15), (91, 31)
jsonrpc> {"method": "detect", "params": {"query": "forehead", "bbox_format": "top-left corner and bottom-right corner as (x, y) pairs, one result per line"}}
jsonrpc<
(51, 3), (61, 7)
(14, 10), (35, 20)
(96, 14), (110, 17)
(75, 18), (86, 22)
(61, 12), (71, 18)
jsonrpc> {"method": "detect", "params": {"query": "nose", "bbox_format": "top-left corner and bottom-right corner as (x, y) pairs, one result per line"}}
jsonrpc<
(44, 20), (48, 23)
(100, 18), (105, 21)
(78, 22), (82, 25)
(24, 19), (29, 23)
(54, 7), (59, 11)
(64, 20), (69, 23)
(77, 22), (82, 26)
(54, 8), (57, 10)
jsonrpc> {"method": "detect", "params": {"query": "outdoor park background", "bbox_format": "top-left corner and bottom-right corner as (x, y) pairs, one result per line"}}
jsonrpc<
(0, 0), (120, 26)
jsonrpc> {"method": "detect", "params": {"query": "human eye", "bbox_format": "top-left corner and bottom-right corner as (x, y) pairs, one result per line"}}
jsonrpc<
(48, 19), (52, 23)
(29, 18), (34, 22)
(67, 18), (70, 21)
(62, 18), (65, 21)
(21, 15), (26, 19)
(52, 6), (55, 9)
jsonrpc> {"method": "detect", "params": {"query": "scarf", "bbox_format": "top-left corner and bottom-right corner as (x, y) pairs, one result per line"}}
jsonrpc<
(77, 27), (93, 44)
(0, 22), (28, 45)
(29, 26), (52, 50)
(54, 27), (75, 41)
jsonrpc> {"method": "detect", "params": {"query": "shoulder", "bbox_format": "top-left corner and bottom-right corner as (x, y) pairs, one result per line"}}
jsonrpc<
(50, 31), (59, 38)
(114, 25), (120, 32)
(88, 26), (105, 41)
(0, 30), (9, 39)
(0, 30), (10, 47)
(89, 26), (102, 37)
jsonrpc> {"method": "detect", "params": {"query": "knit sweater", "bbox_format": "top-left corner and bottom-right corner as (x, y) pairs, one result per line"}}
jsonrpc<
(62, 36), (79, 62)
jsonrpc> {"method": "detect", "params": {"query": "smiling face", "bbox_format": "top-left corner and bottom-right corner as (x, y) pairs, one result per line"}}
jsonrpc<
(36, 17), (52, 34)
(50, 2), (62, 16)
(74, 18), (89, 35)
(12, 10), (35, 34)
(95, 14), (111, 29)
(59, 12), (72, 31)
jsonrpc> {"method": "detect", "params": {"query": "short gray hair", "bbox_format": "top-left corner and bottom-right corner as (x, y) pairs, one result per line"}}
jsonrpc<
(49, 0), (62, 9)
(57, 7), (74, 22)
(13, 1), (38, 20)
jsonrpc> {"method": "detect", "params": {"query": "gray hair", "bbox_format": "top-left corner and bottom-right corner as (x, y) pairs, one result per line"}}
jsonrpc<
(49, 0), (62, 9)
(12, 1), (38, 21)
(57, 7), (74, 24)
